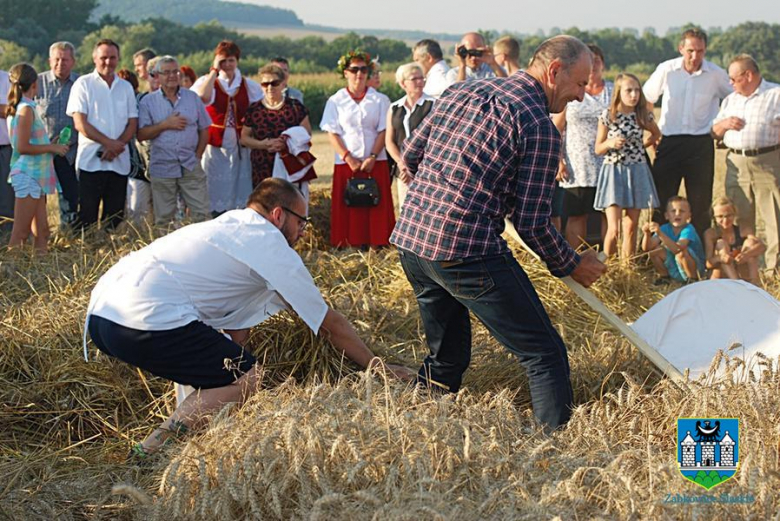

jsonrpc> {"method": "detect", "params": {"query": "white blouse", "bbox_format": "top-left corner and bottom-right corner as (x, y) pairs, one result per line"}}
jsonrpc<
(320, 87), (390, 163)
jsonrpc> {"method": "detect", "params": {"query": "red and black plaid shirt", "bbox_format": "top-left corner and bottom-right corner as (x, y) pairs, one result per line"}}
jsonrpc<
(390, 71), (579, 277)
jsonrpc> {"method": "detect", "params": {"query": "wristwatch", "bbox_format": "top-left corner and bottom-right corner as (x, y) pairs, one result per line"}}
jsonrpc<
(369, 153), (377, 159)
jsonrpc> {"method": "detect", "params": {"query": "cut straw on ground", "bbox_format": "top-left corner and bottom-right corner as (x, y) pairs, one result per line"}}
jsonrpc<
(2, 185), (779, 519)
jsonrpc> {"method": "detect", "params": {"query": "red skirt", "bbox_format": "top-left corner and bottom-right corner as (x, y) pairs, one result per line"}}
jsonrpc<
(331, 161), (396, 247)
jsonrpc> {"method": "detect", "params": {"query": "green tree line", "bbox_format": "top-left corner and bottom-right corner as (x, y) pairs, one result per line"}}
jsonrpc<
(1, 2), (779, 83)
(495, 23), (780, 81)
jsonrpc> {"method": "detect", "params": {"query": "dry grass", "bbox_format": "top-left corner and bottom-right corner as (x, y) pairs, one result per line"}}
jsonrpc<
(2, 138), (779, 519)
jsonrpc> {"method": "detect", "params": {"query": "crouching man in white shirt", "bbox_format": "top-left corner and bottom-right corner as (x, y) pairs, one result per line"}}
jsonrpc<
(85, 178), (414, 459)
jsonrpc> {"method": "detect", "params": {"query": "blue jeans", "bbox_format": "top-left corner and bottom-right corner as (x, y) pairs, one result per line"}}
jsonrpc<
(398, 249), (574, 429)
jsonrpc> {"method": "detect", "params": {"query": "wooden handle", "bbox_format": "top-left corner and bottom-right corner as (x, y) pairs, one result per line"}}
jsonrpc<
(503, 219), (686, 384)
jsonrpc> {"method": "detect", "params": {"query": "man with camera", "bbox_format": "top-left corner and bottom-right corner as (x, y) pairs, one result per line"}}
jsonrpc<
(446, 32), (507, 86)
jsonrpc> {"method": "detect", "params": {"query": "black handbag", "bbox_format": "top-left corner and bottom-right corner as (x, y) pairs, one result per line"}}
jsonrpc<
(344, 176), (380, 207)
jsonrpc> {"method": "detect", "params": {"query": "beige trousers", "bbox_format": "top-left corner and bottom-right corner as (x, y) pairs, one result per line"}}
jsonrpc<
(151, 163), (210, 226)
(725, 150), (780, 271)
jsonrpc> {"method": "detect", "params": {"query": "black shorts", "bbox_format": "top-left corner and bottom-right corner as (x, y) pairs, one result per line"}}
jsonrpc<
(88, 315), (257, 389)
(563, 187), (598, 217)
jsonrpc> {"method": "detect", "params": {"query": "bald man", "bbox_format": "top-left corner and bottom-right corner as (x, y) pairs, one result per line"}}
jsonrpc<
(445, 32), (507, 86)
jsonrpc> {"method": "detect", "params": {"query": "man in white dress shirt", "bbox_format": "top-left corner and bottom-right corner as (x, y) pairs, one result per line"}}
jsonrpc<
(412, 39), (451, 99)
(86, 178), (414, 458)
(643, 28), (732, 234)
(712, 54), (780, 274)
(67, 39), (138, 230)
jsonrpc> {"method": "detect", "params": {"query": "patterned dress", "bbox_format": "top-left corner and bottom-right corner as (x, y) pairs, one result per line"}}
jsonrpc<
(243, 98), (308, 188)
(593, 109), (659, 211)
(8, 98), (59, 195)
(562, 81), (613, 188)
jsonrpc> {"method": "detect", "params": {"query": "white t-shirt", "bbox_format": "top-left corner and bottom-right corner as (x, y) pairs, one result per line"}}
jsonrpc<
(0, 70), (11, 145)
(320, 87), (390, 164)
(643, 57), (732, 136)
(66, 71), (138, 175)
(87, 208), (328, 334)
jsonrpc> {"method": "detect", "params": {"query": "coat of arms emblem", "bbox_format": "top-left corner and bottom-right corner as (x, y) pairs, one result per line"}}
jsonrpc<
(677, 418), (739, 490)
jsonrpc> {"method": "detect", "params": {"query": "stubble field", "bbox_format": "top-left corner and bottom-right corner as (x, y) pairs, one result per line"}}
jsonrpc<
(1, 133), (779, 520)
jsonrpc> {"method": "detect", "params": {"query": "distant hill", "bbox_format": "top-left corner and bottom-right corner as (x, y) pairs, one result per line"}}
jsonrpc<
(93, 0), (461, 44)
(302, 24), (463, 45)
(93, 0), (303, 27)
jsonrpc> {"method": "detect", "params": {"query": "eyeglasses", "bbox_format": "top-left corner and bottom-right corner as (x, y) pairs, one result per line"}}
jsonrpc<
(260, 79), (283, 88)
(158, 70), (181, 77)
(282, 206), (311, 230)
(405, 76), (425, 82)
(345, 66), (370, 74)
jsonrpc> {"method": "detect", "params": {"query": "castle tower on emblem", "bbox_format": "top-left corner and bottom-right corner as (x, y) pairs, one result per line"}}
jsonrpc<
(720, 431), (735, 467)
(701, 441), (715, 466)
(680, 432), (696, 467)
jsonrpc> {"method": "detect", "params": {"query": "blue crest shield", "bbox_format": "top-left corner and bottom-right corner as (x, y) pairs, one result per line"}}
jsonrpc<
(677, 418), (739, 490)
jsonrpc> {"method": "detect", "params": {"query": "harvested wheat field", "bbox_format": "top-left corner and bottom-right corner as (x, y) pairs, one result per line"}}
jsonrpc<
(2, 183), (780, 520)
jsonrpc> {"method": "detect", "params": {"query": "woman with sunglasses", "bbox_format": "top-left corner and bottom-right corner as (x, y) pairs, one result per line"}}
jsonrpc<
(241, 64), (312, 192)
(320, 50), (394, 248)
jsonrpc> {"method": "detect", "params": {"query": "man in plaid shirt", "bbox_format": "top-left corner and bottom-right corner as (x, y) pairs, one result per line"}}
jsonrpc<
(391, 35), (606, 429)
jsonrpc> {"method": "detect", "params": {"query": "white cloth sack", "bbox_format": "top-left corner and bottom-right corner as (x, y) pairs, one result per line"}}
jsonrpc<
(272, 126), (313, 204)
(272, 126), (314, 183)
(631, 279), (780, 380)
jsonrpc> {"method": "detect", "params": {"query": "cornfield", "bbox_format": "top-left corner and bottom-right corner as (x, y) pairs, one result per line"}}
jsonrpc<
(2, 185), (779, 520)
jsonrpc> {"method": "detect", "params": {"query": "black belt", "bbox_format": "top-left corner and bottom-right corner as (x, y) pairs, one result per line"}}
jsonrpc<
(728, 144), (780, 157)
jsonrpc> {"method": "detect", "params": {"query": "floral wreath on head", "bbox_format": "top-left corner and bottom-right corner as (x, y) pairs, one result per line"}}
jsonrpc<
(336, 50), (373, 76)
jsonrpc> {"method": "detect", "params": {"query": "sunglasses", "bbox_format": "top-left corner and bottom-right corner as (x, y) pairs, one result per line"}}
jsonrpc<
(282, 206), (311, 230)
(345, 66), (370, 74)
(260, 79), (283, 88)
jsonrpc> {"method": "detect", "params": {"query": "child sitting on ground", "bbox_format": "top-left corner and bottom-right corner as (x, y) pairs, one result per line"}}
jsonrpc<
(703, 196), (765, 286)
(641, 196), (705, 284)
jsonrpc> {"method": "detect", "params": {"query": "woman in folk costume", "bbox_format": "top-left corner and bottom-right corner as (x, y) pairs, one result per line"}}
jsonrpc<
(192, 40), (262, 216)
(321, 50), (394, 248)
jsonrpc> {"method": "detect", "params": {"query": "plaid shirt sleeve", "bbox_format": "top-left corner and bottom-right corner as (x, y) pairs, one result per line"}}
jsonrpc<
(511, 119), (580, 277)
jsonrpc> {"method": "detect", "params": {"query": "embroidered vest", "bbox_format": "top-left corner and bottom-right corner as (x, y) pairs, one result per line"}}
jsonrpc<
(206, 78), (250, 147)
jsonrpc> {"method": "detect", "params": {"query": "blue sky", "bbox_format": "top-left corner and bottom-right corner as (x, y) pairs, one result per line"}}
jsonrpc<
(253, 0), (779, 35)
